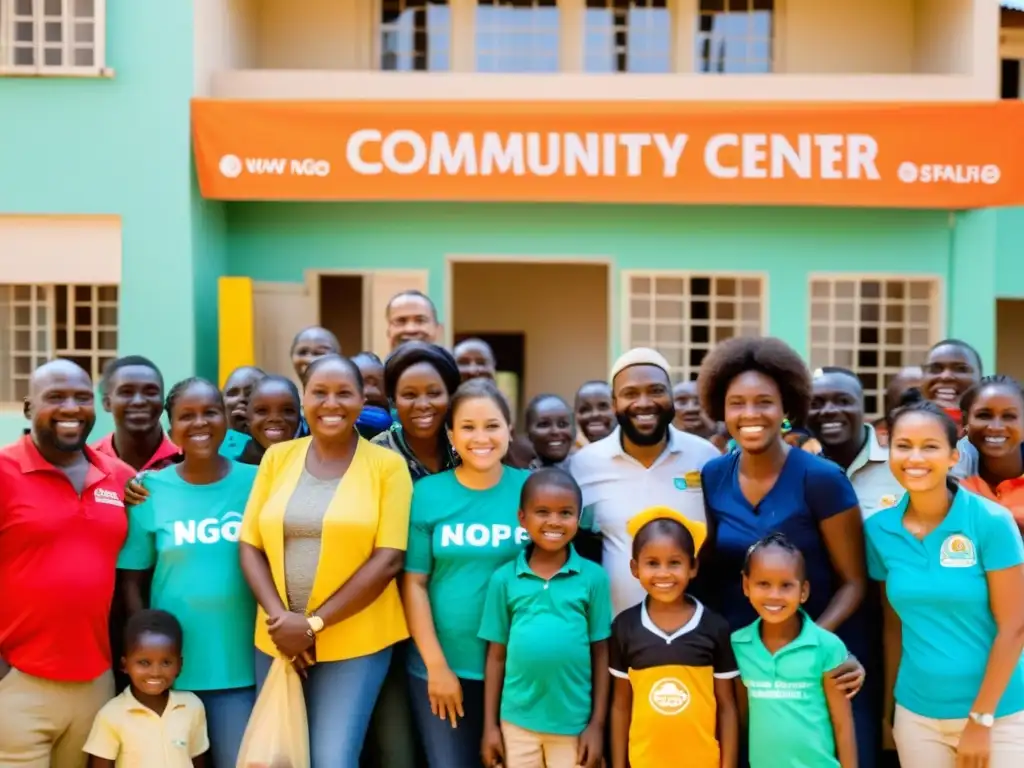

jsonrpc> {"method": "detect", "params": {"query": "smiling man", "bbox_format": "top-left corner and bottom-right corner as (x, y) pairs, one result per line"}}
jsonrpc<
(386, 290), (440, 351)
(93, 356), (179, 472)
(0, 359), (136, 766)
(807, 367), (903, 520)
(569, 348), (720, 616)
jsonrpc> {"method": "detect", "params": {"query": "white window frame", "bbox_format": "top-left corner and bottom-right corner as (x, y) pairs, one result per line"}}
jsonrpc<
(0, 282), (118, 407)
(695, 0), (776, 75)
(806, 273), (945, 419)
(0, 0), (111, 77)
(621, 269), (769, 382)
(581, 0), (673, 74)
(376, 0), (453, 72)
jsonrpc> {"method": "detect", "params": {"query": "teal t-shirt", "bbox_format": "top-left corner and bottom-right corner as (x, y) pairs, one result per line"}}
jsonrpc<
(478, 547), (612, 735)
(117, 462), (259, 692)
(219, 429), (248, 460)
(865, 489), (1024, 719)
(405, 466), (530, 681)
(731, 614), (848, 768)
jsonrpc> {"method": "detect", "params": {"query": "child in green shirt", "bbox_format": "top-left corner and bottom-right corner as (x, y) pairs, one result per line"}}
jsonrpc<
(731, 533), (857, 768)
(478, 468), (613, 768)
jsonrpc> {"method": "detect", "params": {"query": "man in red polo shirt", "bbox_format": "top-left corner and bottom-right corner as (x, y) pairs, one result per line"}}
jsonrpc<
(92, 355), (180, 472)
(0, 359), (135, 767)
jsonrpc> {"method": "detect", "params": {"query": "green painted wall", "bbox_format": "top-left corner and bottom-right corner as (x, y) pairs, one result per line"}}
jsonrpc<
(225, 202), (956, 362)
(996, 207), (1024, 297)
(0, 4), (198, 444)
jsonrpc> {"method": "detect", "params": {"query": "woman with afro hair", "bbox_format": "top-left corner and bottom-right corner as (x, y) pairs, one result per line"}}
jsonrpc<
(693, 336), (876, 767)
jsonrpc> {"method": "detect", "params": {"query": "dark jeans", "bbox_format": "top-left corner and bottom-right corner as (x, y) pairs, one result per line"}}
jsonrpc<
(195, 686), (256, 768)
(362, 641), (423, 768)
(408, 673), (485, 768)
(255, 648), (391, 768)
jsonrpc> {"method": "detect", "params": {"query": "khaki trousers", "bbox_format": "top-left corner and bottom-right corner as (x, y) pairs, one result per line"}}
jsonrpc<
(501, 721), (581, 768)
(894, 704), (1024, 768)
(0, 667), (114, 768)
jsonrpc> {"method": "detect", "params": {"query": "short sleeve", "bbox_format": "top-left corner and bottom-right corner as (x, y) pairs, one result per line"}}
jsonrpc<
(477, 571), (510, 645)
(240, 448), (278, 550)
(82, 708), (120, 761)
(609, 614), (629, 679)
(116, 498), (156, 570)
(189, 700), (210, 757)
(586, 567), (613, 643)
(977, 498), (1024, 572)
(712, 616), (740, 679)
(375, 456), (413, 551)
(404, 484), (435, 575)
(805, 455), (860, 521)
(819, 629), (850, 674)
(865, 527), (888, 582)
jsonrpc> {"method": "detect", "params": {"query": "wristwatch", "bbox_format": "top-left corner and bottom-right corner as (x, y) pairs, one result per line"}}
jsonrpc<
(305, 615), (325, 638)
(970, 712), (995, 727)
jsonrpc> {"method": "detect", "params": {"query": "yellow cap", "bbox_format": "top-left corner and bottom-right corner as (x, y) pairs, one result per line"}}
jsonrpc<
(626, 506), (708, 556)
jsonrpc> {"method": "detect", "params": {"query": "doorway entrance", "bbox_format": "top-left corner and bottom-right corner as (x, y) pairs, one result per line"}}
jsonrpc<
(998, 299), (1024, 380)
(449, 259), (611, 422)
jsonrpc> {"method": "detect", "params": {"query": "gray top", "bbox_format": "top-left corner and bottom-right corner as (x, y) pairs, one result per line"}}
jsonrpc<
(282, 469), (341, 612)
(953, 435), (979, 479)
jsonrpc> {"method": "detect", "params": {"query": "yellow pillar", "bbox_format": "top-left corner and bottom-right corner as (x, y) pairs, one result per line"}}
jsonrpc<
(218, 276), (255, 387)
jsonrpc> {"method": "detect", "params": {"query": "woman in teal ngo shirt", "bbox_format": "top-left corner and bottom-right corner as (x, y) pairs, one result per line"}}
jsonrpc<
(118, 378), (258, 768)
(402, 379), (530, 768)
(866, 395), (1024, 768)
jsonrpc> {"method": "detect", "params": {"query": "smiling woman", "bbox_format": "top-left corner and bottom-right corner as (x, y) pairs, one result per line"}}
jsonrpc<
(525, 393), (575, 469)
(116, 377), (259, 768)
(237, 354), (414, 767)
(695, 335), (874, 768)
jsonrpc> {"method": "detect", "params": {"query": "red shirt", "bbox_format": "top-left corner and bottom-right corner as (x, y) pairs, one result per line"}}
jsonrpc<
(91, 431), (180, 472)
(0, 436), (135, 681)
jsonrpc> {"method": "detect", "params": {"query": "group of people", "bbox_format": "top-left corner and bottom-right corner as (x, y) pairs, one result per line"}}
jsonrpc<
(1, 286), (1023, 768)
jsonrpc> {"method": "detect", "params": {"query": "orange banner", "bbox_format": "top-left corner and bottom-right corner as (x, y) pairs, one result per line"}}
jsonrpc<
(192, 100), (1024, 209)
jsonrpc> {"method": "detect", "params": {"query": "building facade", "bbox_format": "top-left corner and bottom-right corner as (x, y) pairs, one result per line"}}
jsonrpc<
(1, 0), (1023, 442)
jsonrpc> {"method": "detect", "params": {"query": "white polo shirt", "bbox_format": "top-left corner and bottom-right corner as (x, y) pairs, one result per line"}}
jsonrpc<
(844, 425), (904, 520)
(568, 426), (720, 616)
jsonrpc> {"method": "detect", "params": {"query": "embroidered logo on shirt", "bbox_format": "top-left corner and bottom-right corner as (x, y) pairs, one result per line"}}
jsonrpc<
(879, 495), (898, 508)
(93, 488), (124, 508)
(649, 678), (691, 715)
(673, 471), (702, 491)
(940, 534), (977, 568)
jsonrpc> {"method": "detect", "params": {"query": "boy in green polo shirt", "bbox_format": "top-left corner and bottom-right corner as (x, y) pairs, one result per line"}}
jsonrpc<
(478, 468), (613, 768)
(731, 533), (857, 768)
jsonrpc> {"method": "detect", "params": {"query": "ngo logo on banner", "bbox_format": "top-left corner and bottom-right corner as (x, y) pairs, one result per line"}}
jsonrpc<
(191, 100), (1024, 209)
(173, 512), (244, 547)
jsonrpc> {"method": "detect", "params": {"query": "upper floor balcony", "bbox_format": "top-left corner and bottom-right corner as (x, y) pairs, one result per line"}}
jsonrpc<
(196, 0), (1000, 102)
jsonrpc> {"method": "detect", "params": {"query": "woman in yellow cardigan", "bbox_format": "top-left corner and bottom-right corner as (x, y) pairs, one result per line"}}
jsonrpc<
(239, 354), (414, 768)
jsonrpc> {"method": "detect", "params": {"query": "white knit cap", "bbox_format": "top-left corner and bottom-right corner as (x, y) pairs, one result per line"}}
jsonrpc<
(610, 347), (671, 382)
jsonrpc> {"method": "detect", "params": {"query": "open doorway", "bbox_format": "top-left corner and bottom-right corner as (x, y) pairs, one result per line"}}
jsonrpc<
(998, 299), (1024, 379)
(450, 260), (611, 423)
(318, 274), (364, 356)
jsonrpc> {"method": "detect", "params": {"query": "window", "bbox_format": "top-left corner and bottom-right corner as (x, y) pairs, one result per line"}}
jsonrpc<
(808, 277), (941, 418)
(625, 272), (765, 382)
(696, 0), (773, 74)
(583, 0), (671, 73)
(0, 284), (118, 403)
(0, 0), (105, 75)
(476, 0), (559, 73)
(380, 0), (451, 71)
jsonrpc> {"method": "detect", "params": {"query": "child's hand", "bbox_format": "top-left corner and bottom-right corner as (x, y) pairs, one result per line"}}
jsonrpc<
(125, 473), (151, 507)
(577, 722), (604, 768)
(480, 724), (505, 767)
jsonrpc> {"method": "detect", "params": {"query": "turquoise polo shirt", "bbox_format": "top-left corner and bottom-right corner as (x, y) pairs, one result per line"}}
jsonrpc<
(117, 462), (259, 691)
(478, 546), (613, 735)
(731, 614), (848, 768)
(865, 489), (1024, 719)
